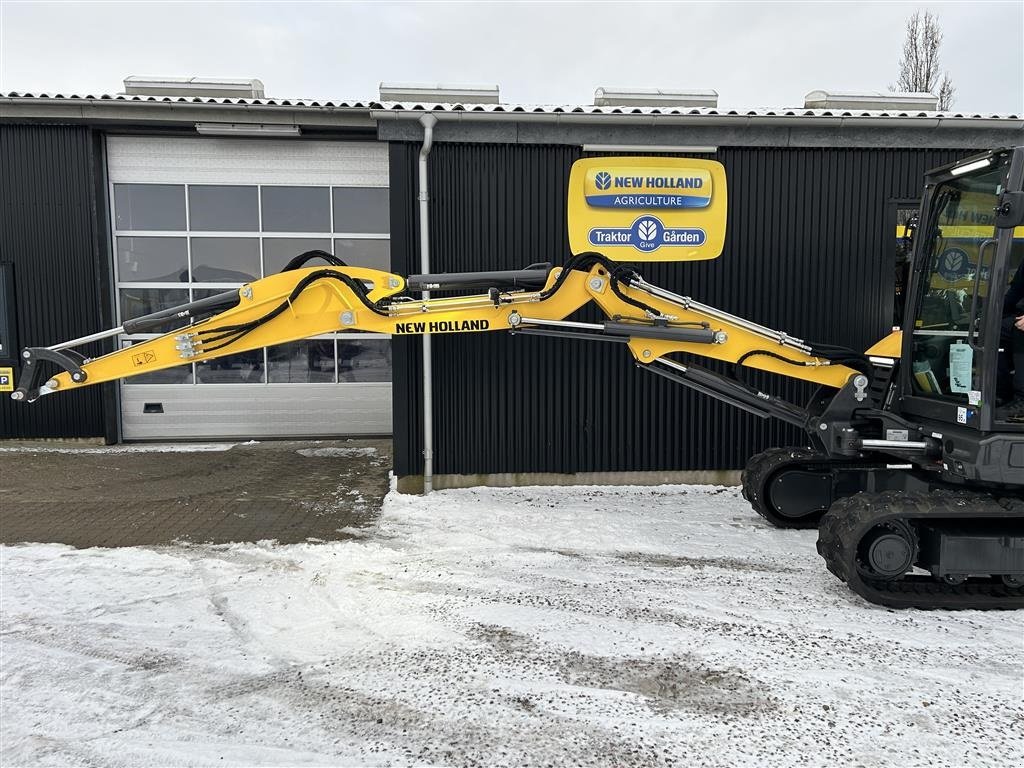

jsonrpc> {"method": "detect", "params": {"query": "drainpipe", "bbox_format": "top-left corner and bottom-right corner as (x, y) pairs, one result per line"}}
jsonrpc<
(418, 113), (438, 494)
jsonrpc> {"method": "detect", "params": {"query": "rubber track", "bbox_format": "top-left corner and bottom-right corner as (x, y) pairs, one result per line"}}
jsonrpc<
(817, 490), (1024, 610)
(741, 447), (884, 530)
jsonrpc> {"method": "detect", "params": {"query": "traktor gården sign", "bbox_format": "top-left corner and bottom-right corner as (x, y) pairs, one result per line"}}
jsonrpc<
(567, 157), (728, 262)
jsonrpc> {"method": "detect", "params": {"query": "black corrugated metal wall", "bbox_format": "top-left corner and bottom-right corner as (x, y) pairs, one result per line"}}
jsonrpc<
(391, 143), (971, 477)
(0, 124), (113, 439)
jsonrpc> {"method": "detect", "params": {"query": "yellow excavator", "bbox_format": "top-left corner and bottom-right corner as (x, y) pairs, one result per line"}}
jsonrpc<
(13, 149), (1024, 610)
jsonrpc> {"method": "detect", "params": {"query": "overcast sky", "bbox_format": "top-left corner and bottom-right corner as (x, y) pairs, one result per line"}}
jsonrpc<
(1, 1), (1021, 113)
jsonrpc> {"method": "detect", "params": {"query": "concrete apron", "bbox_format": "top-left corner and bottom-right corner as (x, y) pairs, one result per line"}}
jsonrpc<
(396, 469), (742, 494)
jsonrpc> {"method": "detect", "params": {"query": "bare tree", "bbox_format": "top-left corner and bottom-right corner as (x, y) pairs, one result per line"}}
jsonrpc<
(892, 10), (956, 110)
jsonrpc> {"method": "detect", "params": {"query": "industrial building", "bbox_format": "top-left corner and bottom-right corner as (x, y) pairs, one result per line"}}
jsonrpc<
(1, 78), (1021, 487)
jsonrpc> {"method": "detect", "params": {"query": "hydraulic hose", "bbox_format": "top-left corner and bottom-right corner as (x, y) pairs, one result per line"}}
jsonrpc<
(195, 269), (389, 355)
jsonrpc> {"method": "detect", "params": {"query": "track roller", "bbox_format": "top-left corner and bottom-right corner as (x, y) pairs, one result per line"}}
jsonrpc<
(817, 490), (1024, 610)
(741, 447), (888, 530)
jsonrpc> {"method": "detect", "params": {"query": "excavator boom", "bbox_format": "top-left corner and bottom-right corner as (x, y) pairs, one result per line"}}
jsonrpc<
(15, 253), (860, 413)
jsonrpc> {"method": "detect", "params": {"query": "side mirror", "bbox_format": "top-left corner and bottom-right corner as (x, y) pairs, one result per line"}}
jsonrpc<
(996, 191), (1024, 228)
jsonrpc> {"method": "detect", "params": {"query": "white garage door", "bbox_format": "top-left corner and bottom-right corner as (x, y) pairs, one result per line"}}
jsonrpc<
(106, 136), (392, 440)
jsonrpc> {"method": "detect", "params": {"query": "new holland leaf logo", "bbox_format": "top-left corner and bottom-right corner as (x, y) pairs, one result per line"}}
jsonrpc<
(637, 219), (658, 241)
(595, 171), (612, 190)
(938, 247), (971, 280)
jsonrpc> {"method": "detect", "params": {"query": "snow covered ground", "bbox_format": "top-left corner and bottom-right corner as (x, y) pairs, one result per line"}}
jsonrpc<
(1, 484), (1021, 767)
(0, 442), (241, 454)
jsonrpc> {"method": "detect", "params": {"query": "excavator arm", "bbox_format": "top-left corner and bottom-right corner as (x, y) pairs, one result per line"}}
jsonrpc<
(14, 251), (869, 439)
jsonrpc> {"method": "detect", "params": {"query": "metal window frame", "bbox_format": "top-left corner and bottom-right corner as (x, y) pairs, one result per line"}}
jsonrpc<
(109, 181), (393, 388)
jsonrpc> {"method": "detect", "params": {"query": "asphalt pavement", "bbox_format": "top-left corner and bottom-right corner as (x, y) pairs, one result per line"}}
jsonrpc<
(0, 439), (391, 547)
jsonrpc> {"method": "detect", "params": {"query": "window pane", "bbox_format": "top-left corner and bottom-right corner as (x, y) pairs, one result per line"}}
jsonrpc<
(262, 238), (331, 275)
(333, 239), (390, 272)
(893, 204), (919, 326)
(261, 186), (330, 232)
(191, 238), (260, 282)
(337, 339), (391, 382)
(120, 339), (193, 385)
(268, 340), (335, 383)
(909, 163), (1003, 403)
(188, 185), (258, 231)
(117, 237), (188, 282)
(113, 184), (185, 231)
(119, 288), (189, 322)
(195, 351), (265, 384)
(333, 187), (389, 233)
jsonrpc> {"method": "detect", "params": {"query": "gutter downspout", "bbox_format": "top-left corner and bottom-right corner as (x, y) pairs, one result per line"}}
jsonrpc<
(418, 113), (438, 494)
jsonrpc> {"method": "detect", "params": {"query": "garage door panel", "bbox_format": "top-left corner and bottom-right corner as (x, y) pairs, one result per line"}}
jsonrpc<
(108, 137), (388, 186)
(121, 384), (392, 440)
(107, 137), (391, 440)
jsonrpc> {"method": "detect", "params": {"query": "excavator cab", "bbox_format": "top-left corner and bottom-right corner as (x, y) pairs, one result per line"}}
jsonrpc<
(900, 148), (1024, 436)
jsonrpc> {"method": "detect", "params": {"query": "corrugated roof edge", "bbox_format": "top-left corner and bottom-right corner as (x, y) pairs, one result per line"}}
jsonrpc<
(374, 101), (1020, 119)
(0, 92), (1020, 120)
(0, 91), (377, 108)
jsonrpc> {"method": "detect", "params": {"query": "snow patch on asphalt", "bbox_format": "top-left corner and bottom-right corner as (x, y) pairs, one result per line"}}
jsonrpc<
(1, 484), (1021, 767)
(0, 442), (237, 454)
(297, 446), (378, 458)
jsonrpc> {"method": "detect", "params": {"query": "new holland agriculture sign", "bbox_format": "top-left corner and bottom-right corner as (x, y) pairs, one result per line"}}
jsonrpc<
(568, 157), (727, 262)
(584, 167), (712, 209)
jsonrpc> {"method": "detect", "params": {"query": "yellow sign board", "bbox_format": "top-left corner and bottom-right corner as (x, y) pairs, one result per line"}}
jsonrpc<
(568, 156), (728, 261)
(0, 367), (12, 392)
